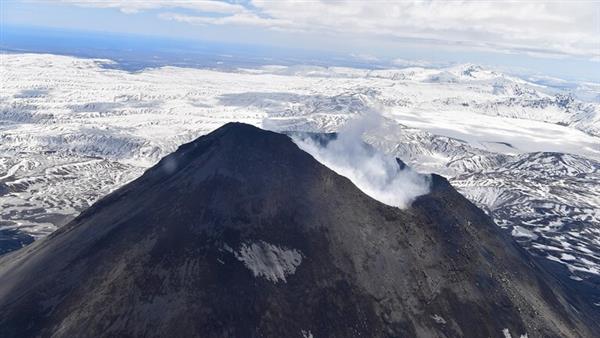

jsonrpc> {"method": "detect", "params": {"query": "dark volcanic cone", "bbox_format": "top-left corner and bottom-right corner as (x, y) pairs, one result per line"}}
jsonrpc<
(0, 123), (596, 337)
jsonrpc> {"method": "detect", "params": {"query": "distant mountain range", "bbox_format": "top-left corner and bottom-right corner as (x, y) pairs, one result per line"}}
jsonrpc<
(1, 53), (599, 310)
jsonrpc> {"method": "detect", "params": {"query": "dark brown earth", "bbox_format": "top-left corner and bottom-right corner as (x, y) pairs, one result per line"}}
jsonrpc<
(0, 123), (597, 337)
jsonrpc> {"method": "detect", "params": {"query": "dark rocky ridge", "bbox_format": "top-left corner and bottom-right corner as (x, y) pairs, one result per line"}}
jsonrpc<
(0, 228), (34, 255)
(0, 123), (597, 337)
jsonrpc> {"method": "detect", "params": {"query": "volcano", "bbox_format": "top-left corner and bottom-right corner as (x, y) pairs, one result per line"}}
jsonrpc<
(0, 123), (596, 337)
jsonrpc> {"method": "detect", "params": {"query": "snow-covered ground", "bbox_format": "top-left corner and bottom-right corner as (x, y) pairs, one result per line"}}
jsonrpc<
(1, 53), (599, 281)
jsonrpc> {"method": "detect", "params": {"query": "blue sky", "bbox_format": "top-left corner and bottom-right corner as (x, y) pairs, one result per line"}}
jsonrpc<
(2, 0), (599, 81)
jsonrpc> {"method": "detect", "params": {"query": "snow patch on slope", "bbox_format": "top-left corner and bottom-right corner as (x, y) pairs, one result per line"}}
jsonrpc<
(502, 328), (528, 338)
(228, 241), (303, 283)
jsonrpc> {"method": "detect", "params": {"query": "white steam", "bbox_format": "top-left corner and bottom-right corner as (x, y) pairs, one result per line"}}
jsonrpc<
(292, 115), (431, 209)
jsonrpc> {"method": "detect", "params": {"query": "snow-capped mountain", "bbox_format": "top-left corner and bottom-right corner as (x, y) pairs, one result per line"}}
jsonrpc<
(1, 53), (599, 291)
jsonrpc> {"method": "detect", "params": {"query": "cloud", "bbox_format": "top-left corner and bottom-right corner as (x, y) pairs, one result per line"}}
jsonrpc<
(350, 53), (380, 62)
(59, 0), (247, 14)
(391, 58), (437, 68)
(250, 0), (600, 60)
(291, 113), (431, 209)
(57, 0), (600, 60)
(159, 12), (290, 28)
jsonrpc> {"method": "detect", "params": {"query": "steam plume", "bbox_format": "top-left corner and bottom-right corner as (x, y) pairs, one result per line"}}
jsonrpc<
(291, 115), (431, 209)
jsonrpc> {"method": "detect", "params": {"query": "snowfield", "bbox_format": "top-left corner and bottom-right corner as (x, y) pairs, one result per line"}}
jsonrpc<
(1, 53), (599, 281)
(225, 241), (303, 283)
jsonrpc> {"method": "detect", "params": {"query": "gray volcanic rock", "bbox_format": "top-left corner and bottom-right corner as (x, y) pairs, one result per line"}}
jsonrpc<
(0, 123), (597, 337)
